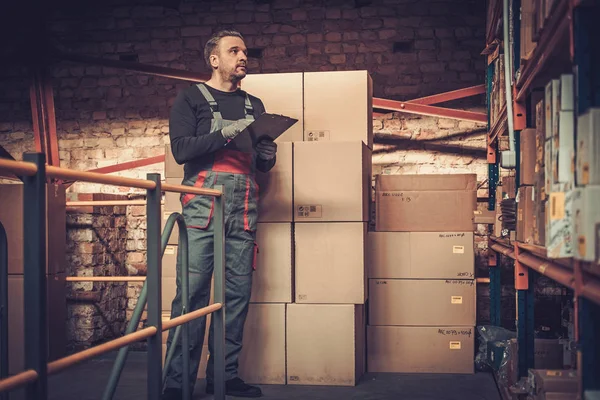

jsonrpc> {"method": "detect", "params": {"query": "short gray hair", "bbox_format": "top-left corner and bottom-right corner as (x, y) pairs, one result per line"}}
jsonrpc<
(204, 30), (245, 67)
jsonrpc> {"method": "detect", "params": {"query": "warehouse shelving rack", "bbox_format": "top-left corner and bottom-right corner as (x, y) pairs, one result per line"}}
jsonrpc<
(484, 0), (600, 398)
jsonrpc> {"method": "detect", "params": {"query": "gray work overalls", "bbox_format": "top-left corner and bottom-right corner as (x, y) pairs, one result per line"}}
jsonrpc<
(164, 83), (260, 392)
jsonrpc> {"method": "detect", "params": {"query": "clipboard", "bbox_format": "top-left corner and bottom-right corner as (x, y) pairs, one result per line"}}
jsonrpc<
(228, 113), (298, 153)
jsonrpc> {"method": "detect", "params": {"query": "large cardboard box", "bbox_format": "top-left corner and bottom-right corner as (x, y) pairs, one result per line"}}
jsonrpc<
(367, 232), (475, 279)
(553, 111), (575, 184)
(165, 144), (184, 179)
(250, 223), (293, 303)
(535, 339), (565, 370)
(520, 0), (536, 61)
(294, 141), (371, 222)
(367, 326), (474, 374)
(517, 186), (535, 244)
(368, 279), (476, 326)
(8, 273), (67, 375)
(576, 108), (600, 186)
(295, 222), (366, 304)
(162, 245), (177, 278)
(303, 70), (373, 148)
(520, 128), (537, 186)
(546, 188), (574, 259)
(533, 173), (547, 246)
(572, 186), (600, 262)
(0, 184), (66, 275)
(375, 174), (477, 232)
(256, 142), (293, 222)
(238, 304), (286, 384)
(161, 208), (180, 246)
(241, 73), (304, 143)
(286, 304), (365, 386)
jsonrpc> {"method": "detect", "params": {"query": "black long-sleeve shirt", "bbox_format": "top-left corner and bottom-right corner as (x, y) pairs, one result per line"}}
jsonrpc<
(168, 83), (275, 173)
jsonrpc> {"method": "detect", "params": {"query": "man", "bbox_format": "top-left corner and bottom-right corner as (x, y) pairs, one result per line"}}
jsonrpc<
(162, 30), (276, 399)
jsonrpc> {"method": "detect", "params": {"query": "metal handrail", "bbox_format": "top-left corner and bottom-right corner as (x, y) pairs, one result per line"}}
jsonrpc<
(0, 155), (227, 400)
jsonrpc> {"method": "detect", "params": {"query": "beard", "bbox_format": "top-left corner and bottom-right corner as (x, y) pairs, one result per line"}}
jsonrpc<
(220, 63), (247, 83)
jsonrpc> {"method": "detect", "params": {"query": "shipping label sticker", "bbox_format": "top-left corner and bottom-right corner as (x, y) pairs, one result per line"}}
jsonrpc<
(449, 341), (462, 350)
(546, 371), (561, 377)
(452, 245), (465, 254)
(306, 131), (330, 142)
(298, 294), (307, 301)
(550, 192), (566, 220)
(375, 281), (388, 285)
(164, 246), (176, 255)
(582, 164), (590, 185)
(451, 296), (463, 304)
(289, 376), (300, 381)
(296, 205), (322, 218)
(518, 208), (523, 221)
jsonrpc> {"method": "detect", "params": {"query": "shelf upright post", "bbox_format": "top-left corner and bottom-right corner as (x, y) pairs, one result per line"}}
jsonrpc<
(579, 296), (600, 397)
(515, 244), (535, 378)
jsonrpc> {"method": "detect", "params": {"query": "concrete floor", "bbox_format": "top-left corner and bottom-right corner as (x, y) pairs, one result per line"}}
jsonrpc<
(7, 351), (502, 400)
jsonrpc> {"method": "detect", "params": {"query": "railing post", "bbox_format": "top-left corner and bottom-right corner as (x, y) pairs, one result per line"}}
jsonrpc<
(212, 185), (226, 400)
(22, 153), (48, 400)
(178, 213), (190, 400)
(0, 222), (8, 400)
(146, 174), (162, 400)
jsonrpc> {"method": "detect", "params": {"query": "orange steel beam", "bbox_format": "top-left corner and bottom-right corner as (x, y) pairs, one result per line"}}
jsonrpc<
(407, 85), (486, 105)
(30, 68), (60, 167)
(373, 98), (487, 123)
(56, 51), (209, 83)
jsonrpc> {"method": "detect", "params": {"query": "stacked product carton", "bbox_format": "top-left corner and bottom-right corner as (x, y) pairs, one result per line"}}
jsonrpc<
(368, 174), (477, 374)
(517, 128), (536, 244)
(162, 70), (373, 386)
(544, 74), (576, 259)
(572, 107), (600, 263)
(0, 184), (67, 375)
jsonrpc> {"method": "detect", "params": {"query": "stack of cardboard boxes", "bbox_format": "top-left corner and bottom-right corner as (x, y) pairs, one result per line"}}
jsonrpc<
(367, 174), (477, 374)
(162, 70), (373, 386)
(0, 184), (67, 375)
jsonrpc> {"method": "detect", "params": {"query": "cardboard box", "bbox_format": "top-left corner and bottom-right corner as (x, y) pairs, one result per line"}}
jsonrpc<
(303, 70), (373, 148)
(572, 186), (600, 262)
(368, 279), (476, 326)
(8, 273), (67, 374)
(256, 142), (293, 222)
(238, 304), (286, 384)
(286, 304), (365, 386)
(546, 188), (575, 259)
(294, 141), (371, 222)
(535, 100), (546, 177)
(164, 177), (182, 211)
(535, 339), (565, 370)
(162, 276), (176, 311)
(558, 74), (574, 111)
(528, 369), (578, 398)
(241, 72), (304, 143)
(0, 184), (66, 275)
(576, 108), (600, 186)
(163, 344), (209, 380)
(502, 176), (517, 199)
(165, 144), (184, 179)
(367, 326), (474, 374)
(520, 128), (537, 185)
(520, 0), (536, 60)
(250, 223), (293, 303)
(517, 186), (535, 244)
(545, 139), (553, 196)
(367, 232), (474, 279)
(161, 208), (179, 246)
(533, 174), (547, 246)
(554, 111), (575, 184)
(161, 312), (210, 346)
(295, 222), (366, 304)
(162, 245), (177, 278)
(544, 80), (554, 140)
(375, 174), (477, 232)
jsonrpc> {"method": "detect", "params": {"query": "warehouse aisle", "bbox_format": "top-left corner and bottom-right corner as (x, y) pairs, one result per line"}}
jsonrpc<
(7, 351), (501, 400)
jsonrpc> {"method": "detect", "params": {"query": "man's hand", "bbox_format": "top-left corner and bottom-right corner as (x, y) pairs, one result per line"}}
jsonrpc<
(255, 139), (277, 160)
(221, 119), (252, 140)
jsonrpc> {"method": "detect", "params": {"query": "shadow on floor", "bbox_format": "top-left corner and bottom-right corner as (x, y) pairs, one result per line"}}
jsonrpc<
(7, 351), (502, 400)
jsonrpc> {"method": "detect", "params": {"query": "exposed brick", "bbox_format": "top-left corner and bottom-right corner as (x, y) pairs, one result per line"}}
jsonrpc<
(255, 13), (271, 22)
(92, 111), (107, 120)
(292, 10), (307, 20)
(378, 29), (397, 40)
(272, 35), (290, 45)
(342, 43), (357, 53)
(181, 26), (211, 37)
(435, 28), (454, 38)
(325, 8), (341, 19)
(290, 34), (306, 44)
(343, 32), (359, 41)
(324, 43), (341, 54)
(361, 18), (383, 29)
(330, 54), (346, 64)
(342, 9), (359, 19)
(325, 32), (342, 42)
(455, 27), (472, 38)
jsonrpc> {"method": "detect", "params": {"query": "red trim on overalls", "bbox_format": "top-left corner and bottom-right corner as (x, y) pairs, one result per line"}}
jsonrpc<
(212, 149), (252, 175)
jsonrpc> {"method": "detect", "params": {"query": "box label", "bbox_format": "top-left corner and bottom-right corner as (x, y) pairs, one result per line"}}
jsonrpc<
(550, 192), (565, 220)
(437, 328), (473, 337)
(451, 296), (463, 304)
(449, 341), (462, 350)
(578, 236), (586, 257)
(164, 246), (175, 255)
(452, 245), (465, 254)
(297, 294), (307, 301)
(289, 376), (300, 381)
(296, 205), (322, 218)
(445, 280), (475, 286)
(306, 130), (330, 141)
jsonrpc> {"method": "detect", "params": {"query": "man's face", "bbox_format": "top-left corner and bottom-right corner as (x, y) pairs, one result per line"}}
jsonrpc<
(212, 36), (248, 82)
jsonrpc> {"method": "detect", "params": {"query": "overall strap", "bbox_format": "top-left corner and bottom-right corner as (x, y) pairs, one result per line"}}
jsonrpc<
(196, 83), (223, 119)
(244, 94), (254, 120)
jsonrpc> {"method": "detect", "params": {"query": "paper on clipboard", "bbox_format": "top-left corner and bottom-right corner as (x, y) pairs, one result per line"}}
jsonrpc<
(228, 113), (298, 153)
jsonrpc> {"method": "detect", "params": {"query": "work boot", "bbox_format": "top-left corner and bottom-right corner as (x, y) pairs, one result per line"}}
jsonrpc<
(206, 377), (262, 398)
(161, 387), (183, 400)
